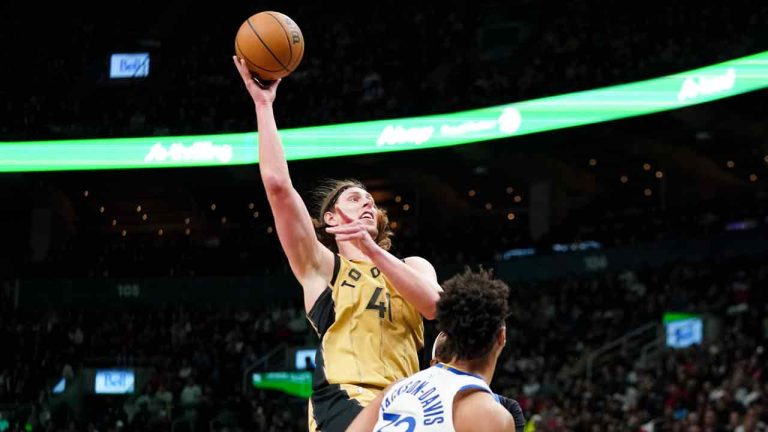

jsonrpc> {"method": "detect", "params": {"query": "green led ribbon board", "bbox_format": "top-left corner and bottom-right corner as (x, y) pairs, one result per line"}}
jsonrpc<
(251, 371), (312, 399)
(2, 51), (768, 172)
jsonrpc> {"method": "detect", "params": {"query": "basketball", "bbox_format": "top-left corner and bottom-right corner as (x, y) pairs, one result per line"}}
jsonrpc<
(234, 11), (305, 81)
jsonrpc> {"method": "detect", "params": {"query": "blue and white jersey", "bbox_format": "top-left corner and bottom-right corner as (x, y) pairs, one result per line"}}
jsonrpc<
(373, 363), (496, 432)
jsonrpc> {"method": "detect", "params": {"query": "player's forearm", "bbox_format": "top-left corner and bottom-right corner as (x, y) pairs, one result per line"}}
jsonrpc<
(346, 385), (389, 432)
(345, 400), (380, 432)
(367, 248), (440, 320)
(255, 103), (293, 193)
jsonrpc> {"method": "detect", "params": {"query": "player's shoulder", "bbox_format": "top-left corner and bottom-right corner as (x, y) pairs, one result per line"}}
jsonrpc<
(453, 390), (515, 432)
(402, 256), (433, 266)
(402, 256), (437, 275)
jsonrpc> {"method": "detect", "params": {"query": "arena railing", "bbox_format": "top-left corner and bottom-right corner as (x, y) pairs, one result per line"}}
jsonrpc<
(585, 321), (662, 382)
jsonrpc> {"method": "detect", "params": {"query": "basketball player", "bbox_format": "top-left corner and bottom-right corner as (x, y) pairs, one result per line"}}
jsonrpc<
(347, 269), (515, 431)
(233, 57), (442, 432)
(430, 332), (526, 429)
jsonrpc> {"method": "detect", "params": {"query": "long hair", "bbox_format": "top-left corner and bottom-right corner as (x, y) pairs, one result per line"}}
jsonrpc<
(311, 179), (393, 253)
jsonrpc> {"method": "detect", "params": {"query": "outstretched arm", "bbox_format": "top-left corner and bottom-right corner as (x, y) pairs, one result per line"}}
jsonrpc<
(327, 221), (442, 319)
(233, 57), (334, 311)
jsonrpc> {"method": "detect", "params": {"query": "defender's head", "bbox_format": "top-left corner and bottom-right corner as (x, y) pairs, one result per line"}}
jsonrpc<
(436, 268), (510, 362)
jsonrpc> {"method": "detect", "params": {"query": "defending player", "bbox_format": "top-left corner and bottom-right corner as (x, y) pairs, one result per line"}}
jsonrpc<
(347, 269), (515, 431)
(233, 57), (442, 431)
(431, 332), (525, 429)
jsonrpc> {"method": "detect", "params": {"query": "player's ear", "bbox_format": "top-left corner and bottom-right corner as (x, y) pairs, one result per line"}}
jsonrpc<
(498, 326), (507, 349)
(324, 210), (338, 227)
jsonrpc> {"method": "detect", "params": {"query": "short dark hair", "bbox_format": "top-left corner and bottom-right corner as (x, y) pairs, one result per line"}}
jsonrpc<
(311, 179), (393, 253)
(437, 268), (509, 361)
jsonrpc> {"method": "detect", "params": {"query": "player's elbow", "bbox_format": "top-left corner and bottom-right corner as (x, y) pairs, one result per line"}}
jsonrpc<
(421, 294), (440, 320)
(261, 173), (291, 196)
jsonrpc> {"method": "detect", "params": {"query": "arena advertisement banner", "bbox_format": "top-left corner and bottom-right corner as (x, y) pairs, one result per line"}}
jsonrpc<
(1, 50), (767, 172)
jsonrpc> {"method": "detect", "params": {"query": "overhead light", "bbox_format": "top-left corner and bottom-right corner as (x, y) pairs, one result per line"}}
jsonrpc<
(655, 171), (664, 179)
(468, 190), (476, 197)
(588, 158), (597, 166)
(507, 212), (516, 220)
(726, 160), (735, 168)
(620, 175), (628, 183)
(513, 195), (522, 203)
(644, 188), (652, 197)
(643, 163), (651, 171)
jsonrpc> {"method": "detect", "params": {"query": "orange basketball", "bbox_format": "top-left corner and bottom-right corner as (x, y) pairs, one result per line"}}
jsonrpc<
(234, 11), (305, 81)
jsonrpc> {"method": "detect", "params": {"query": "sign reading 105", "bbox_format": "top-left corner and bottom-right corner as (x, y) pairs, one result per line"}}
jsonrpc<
(117, 284), (140, 298)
